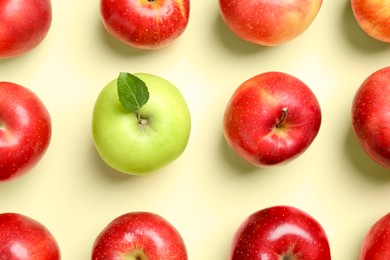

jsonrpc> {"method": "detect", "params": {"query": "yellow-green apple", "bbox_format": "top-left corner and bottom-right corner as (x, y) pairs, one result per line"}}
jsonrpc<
(0, 0), (52, 58)
(229, 205), (331, 260)
(351, 66), (390, 169)
(218, 0), (322, 46)
(0, 213), (60, 259)
(92, 72), (191, 175)
(351, 0), (390, 43)
(100, 0), (190, 50)
(0, 82), (51, 181)
(223, 71), (321, 167)
(359, 212), (390, 259)
(92, 211), (187, 260)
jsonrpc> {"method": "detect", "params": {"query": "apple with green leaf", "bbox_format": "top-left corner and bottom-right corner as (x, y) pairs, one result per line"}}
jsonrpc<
(100, 0), (190, 49)
(92, 72), (191, 175)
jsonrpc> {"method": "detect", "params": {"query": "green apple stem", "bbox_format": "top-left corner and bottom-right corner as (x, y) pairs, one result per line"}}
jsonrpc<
(276, 107), (288, 128)
(137, 110), (148, 125)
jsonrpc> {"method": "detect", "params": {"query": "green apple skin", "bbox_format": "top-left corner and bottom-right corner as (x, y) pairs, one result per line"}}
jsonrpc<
(92, 73), (191, 175)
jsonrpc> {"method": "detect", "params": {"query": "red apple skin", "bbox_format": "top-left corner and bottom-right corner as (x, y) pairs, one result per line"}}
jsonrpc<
(92, 212), (188, 260)
(219, 0), (322, 46)
(0, 0), (52, 58)
(351, 0), (390, 43)
(0, 213), (60, 259)
(359, 212), (390, 259)
(229, 205), (331, 260)
(100, 0), (190, 50)
(223, 71), (321, 167)
(351, 66), (390, 169)
(0, 82), (51, 181)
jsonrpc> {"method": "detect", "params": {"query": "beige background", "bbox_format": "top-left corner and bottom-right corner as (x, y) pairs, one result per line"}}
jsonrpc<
(1, 0), (390, 259)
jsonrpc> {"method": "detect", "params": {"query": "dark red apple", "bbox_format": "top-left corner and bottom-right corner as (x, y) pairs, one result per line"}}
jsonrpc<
(0, 0), (52, 58)
(92, 211), (188, 260)
(100, 0), (190, 50)
(351, 66), (390, 169)
(359, 212), (390, 259)
(229, 205), (331, 260)
(0, 213), (60, 259)
(0, 82), (51, 181)
(223, 71), (321, 167)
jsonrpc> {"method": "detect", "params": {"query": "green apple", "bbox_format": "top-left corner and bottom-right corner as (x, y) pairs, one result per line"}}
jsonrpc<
(92, 73), (191, 175)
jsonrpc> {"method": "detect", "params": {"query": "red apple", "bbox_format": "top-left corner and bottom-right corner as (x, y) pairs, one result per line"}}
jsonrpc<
(0, 82), (51, 181)
(100, 0), (190, 50)
(229, 205), (331, 260)
(0, 213), (60, 259)
(92, 211), (188, 260)
(223, 71), (321, 167)
(219, 0), (322, 46)
(351, 66), (390, 169)
(0, 0), (52, 58)
(359, 212), (390, 259)
(351, 0), (390, 43)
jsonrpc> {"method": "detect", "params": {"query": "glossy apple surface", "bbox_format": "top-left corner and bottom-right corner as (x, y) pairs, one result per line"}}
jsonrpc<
(230, 205), (331, 260)
(219, 0), (322, 46)
(0, 82), (51, 181)
(0, 213), (60, 259)
(223, 71), (321, 167)
(351, 66), (390, 169)
(0, 0), (52, 58)
(100, 0), (190, 49)
(92, 211), (188, 260)
(351, 0), (390, 43)
(359, 212), (390, 259)
(92, 73), (191, 174)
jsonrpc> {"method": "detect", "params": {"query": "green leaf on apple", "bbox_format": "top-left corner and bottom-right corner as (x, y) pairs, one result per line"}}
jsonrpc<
(117, 72), (149, 114)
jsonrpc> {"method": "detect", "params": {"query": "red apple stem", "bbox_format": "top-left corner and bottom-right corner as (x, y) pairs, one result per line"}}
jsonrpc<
(276, 107), (288, 128)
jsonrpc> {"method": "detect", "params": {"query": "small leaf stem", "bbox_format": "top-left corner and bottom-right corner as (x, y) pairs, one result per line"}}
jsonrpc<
(276, 107), (288, 128)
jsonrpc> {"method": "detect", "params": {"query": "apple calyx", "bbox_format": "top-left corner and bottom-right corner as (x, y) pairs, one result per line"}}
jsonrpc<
(280, 255), (298, 260)
(140, 0), (159, 7)
(123, 248), (148, 260)
(117, 72), (150, 125)
(276, 107), (288, 128)
(276, 245), (300, 260)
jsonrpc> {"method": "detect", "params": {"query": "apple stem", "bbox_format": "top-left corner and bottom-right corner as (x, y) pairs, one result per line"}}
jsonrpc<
(139, 118), (147, 125)
(137, 110), (148, 125)
(276, 107), (288, 128)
